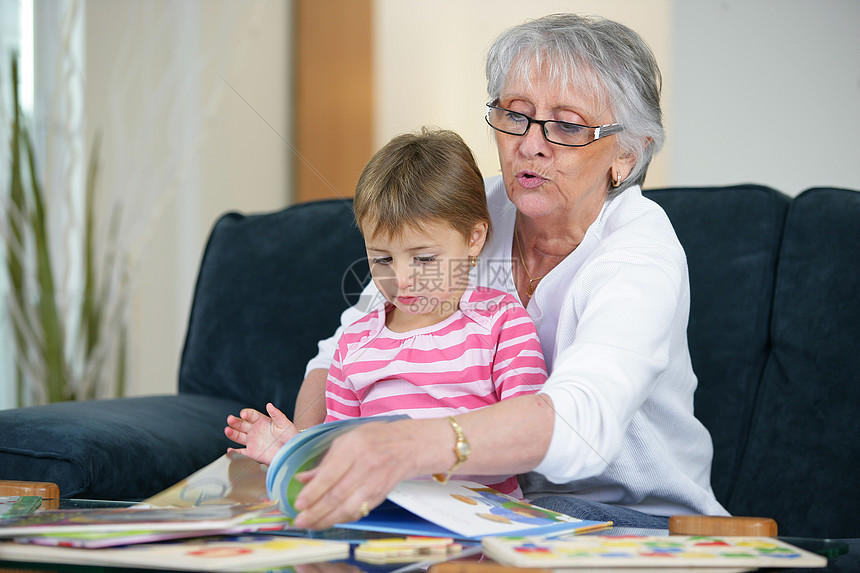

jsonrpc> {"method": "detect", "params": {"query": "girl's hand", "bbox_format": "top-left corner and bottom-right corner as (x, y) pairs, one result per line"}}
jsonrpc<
(225, 403), (297, 466)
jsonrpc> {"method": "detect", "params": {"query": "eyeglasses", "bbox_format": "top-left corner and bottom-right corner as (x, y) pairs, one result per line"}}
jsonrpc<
(485, 102), (624, 147)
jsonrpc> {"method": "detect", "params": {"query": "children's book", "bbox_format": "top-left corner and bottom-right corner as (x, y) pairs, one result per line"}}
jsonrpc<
(481, 534), (828, 569)
(144, 451), (270, 507)
(0, 534), (350, 571)
(266, 416), (612, 541)
(336, 479), (612, 541)
(0, 502), (281, 539)
(7, 507), (293, 549)
(0, 496), (41, 519)
(266, 415), (408, 517)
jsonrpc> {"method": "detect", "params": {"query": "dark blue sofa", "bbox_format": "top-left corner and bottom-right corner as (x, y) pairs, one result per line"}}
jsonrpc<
(2, 185), (858, 545)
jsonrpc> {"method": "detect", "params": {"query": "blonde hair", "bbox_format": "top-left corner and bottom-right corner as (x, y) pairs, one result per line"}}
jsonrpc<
(354, 127), (491, 242)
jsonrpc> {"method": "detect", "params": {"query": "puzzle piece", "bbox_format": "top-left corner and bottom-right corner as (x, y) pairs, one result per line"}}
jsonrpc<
(355, 536), (463, 564)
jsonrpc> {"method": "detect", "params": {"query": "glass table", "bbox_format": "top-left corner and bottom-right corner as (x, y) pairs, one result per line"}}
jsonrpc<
(1, 498), (854, 572)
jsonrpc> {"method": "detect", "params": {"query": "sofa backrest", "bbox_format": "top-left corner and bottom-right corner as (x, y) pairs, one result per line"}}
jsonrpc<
(729, 188), (860, 538)
(179, 185), (858, 537)
(179, 199), (368, 415)
(643, 185), (790, 507)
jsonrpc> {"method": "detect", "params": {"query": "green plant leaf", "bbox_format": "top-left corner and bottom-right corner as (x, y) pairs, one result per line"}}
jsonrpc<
(22, 122), (66, 402)
(7, 54), (32, 406)
(5, 51), (125, 405)
(82, 132), (101, 359)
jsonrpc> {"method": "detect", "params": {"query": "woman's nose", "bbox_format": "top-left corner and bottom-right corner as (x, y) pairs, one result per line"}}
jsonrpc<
(518, 122), (551, 157)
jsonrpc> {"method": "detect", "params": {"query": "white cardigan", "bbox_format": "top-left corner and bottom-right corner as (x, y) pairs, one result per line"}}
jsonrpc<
(307, 175), (728, 517)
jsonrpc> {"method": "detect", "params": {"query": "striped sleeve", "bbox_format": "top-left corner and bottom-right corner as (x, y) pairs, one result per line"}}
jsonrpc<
(324, 328), (363, 422)
(492, 302), (548, 400)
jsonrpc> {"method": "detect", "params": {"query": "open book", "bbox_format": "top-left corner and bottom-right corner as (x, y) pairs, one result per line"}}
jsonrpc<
(336, 479), (612, 540)
(266, 417), (612, 540)
(266, 415), (408, 517)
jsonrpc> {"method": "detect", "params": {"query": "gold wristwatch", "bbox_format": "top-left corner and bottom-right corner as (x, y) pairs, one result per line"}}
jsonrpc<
(432, 416), (470, 484)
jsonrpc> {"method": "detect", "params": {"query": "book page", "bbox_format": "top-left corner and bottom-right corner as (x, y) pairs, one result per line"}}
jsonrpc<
(144, 452), (269, 507)
(350, 479), (611, 539)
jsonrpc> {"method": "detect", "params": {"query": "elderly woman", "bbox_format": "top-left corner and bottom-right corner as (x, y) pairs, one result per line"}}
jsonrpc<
(284, 13), (728, 529)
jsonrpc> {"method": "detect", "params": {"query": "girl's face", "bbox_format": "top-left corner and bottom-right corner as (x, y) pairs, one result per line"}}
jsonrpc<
(364, 219), (487, 332)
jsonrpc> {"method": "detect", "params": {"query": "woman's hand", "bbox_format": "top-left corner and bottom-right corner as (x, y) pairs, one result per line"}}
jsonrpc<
(290, 396), (554, 529)
(224, 402), (297, 466)
(292, 419), (430, 529)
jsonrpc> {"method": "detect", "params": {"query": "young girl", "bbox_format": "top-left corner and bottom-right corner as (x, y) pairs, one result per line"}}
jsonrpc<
(225, 128), (546, 496)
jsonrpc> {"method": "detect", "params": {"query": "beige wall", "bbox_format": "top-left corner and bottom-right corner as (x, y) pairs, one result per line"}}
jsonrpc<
(84, 0), (292, 397)
(374, 0), (860, 196)
(374, 0), (674, 189)
(63, 0), (860, 399)
(669, 0), (860, 196)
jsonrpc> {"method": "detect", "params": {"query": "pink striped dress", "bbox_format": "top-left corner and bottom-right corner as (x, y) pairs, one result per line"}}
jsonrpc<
(324, 285), (548, 496)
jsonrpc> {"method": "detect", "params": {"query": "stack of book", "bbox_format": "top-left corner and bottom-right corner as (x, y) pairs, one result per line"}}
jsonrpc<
(0, 418), (611, 571)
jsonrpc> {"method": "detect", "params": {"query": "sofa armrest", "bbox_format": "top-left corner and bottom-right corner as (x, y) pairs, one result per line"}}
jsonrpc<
(0, 394), (243, 500)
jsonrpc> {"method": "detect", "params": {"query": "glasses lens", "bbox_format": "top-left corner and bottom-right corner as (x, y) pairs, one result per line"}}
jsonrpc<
(486, 104), (619, 147)
(487, 106), (528, 135)
(545, 121), (591, 146)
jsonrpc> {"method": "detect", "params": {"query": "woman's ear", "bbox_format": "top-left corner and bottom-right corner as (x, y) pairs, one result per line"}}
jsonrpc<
(468, 222), (489, 256)
(611, 150), (638, 186)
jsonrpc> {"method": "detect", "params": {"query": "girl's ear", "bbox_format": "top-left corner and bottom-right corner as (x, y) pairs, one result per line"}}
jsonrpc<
(468, 222), (489, 256)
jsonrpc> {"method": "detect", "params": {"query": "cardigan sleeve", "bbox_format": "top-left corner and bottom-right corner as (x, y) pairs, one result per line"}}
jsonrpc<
(534, 247), (686, 483)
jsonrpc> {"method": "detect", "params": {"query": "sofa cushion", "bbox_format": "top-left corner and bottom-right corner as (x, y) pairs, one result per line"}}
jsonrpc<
(644, 185), (789, 506)
(731, 188), (860, 538)
(178, 199), (368, 416)
(0, 394), (242, 500)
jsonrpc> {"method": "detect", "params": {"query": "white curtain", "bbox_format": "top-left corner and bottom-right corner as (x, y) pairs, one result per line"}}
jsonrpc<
(0, 0), (23, 410)
(0, 0), (85, 408)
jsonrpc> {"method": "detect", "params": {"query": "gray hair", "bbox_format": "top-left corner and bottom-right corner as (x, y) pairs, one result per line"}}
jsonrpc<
(486, 13), (664, 191)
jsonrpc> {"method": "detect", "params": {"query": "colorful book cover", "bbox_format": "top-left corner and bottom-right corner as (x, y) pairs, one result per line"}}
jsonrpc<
(266, 415), (408, 517)
(0, 496), (41, 519)
(481, 534), (828, 569)
(0, 534), (350, 571)
(8, 508), (293, 549)
(0, 502), (278, 538)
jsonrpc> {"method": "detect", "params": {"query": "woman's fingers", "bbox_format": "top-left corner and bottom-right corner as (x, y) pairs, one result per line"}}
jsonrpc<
(295, 477), (381, 529)
(292, 454), (355, 527)
(292, 422), (413, 529)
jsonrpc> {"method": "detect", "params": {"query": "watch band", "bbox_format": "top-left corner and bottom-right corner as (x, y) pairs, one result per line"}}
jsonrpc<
(432, 416), (471, 484)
